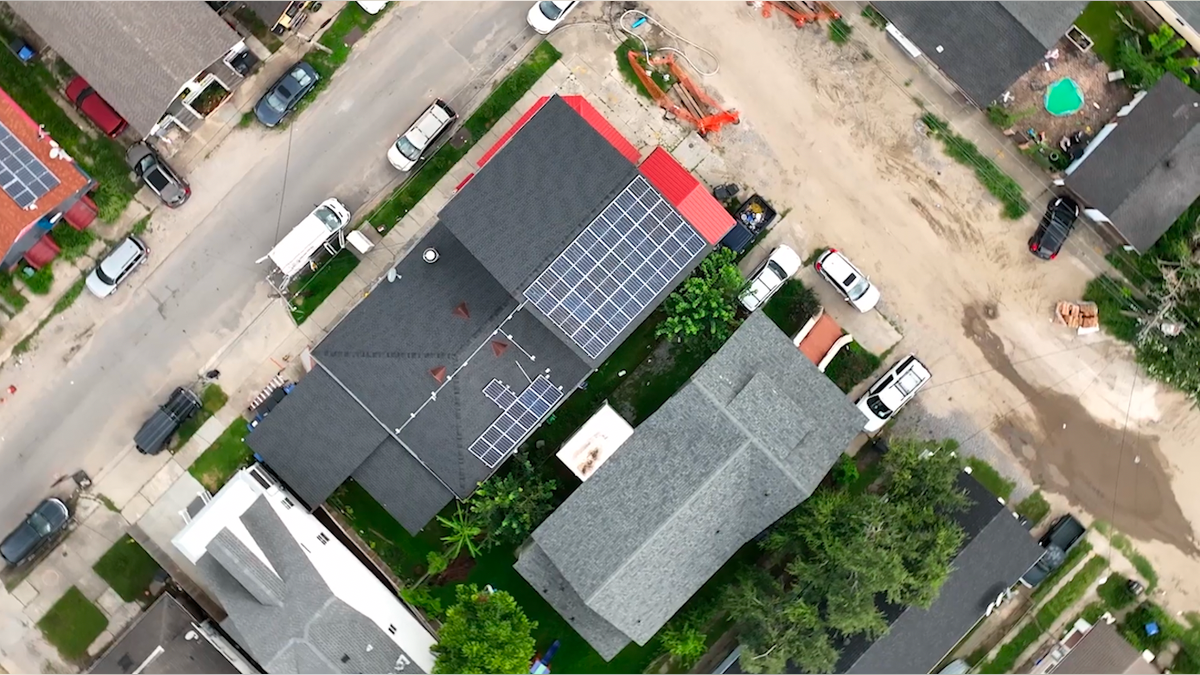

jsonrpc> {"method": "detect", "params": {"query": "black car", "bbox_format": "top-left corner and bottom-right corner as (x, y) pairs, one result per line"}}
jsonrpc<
(254, 62), (319, 127)
(1, 498), (69, 566)
(1020, 513), (1086, 587)
(135, 387), (202, 455)
(126, 142), (190, 208)
(1028, 196), (1079, 260)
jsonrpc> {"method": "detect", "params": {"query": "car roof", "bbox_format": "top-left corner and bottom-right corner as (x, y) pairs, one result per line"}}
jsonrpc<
(100, 237), (144, 276)
(407, 103), (453, 144)
(821, 249), (860, 282)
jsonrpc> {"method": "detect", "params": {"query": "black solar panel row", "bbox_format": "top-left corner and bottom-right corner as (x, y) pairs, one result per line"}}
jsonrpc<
(0, 123), (60, 209)
(469, 375), (563, 467)
(525, 176), (707, 359)
(482, 379), (517, 410)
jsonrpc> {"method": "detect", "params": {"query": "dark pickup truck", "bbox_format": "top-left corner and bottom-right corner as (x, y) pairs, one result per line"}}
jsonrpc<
(1020, 513), (1087, 587)
(134, 387), (201, 455)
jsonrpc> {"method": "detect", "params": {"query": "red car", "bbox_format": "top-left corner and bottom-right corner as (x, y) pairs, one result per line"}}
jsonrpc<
(65, 76), (128, 137)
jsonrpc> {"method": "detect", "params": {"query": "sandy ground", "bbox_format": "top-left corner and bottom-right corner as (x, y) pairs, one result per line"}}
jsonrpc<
(641, 2), (1200, 613)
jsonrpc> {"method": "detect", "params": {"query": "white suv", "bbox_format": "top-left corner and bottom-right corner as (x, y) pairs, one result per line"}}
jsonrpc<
(815, 248), (880, 312)
(86, 235), (148, 298)
(388, 100), (456, 171)
(856, 355), (931, 433)
(740, 245), (802, 312)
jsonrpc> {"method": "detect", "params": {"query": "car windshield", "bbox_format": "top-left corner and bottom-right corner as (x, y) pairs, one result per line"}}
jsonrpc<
(539, 1), (564, 19)
(843, 273), (870, 300)
(136, 155), (156, 175)
(266, 91), (289, 113)
(291, 69), (313, 87)
(766, 260), (787, 283)
(95, 265), (118, 286)
(867, 395), (893, 418)
(395, 136), (420, 161)
(28, 512), (51, 536)
(313, 206), (343, 231)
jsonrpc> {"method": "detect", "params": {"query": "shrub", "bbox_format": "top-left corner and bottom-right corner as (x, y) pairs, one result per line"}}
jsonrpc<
(657, 248), (744, 353)
(49, 223), (94, 261)
(20, 266), (53, 295)
(762, 279), (820, 336)
(828, 18), (853, 44)
(659, 621), (707, 668)
(832, 453), (859, 487)
(400, 585), (444, 619)
(824, 341), (881, 393)
(965, 457), (1015, 500)
(1014, 490), (1051, 525)
(861, 6), (887, 30)
(1097, 572), (1138, 610)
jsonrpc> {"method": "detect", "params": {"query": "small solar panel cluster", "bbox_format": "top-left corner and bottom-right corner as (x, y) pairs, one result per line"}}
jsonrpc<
(469, 375), (563, 467)
(482, 378), (517, 409)
(525, 176), (708, 359)
(0, 123), (59, 209)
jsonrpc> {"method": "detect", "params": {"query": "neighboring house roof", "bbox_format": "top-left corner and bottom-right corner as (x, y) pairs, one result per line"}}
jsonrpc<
(640, 147), (735, 245)
(0, 87), (90, 265)
(834, 473), (1045, 674)
(515, 312), (864, 660)
(1052, 622), (1158, 674)
(246, 1), (291, 25)
(1065, 74), (1200, 252)
(249, 96), (718, 534)
(172, 468), (437, 674)
(874, 2), (1086, 106)
(9, 1), (240, 135)
(89, 594), (240, 675)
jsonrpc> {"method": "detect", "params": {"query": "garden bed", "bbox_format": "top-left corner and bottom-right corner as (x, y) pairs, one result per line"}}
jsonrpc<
(191, 81), (230, 116)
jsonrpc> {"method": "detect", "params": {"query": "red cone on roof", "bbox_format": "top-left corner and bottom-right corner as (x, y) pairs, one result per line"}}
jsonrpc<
(453, 303), (470, 319)
(491, 340), (508, 357)
(430, 366), (447, 384)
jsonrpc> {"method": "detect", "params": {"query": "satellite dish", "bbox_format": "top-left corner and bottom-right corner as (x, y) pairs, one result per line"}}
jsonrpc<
(387, 268), (397, 282)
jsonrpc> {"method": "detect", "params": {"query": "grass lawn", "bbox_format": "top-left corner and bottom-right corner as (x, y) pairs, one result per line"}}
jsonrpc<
(37, 586), (108, 662)
(188, 419), (254, 492)
(0, 272), (28, 313)
(1073, 1), (1126, 66)
(965, 457), (1015, 500)
(1014, 490), (1050, 525)
(93, 536), (161, 603)
(327, 480), (441, 585)
(0, 34), (136, 222)
(824, 341), (882, 393)
(761, 279), (820, 337)
(174, 384), (229, 449)
(1081, 276), (1143, 343)
(365, 40), (562, 234)
(289, 249), (360, 324)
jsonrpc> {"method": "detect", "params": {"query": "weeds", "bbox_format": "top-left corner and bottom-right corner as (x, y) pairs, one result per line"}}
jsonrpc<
(828, 18), (853, 44)
(921, 113), (1029, 219)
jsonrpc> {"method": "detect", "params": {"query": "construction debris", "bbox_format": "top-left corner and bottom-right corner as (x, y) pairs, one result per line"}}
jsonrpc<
(626, 51), (740, 136)
(1055, 301), (1099, 334)
(752, 1), (841, 28)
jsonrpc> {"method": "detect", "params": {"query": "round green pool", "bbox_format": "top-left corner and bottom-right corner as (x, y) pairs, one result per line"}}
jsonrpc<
(1045, 78), (1085, 117)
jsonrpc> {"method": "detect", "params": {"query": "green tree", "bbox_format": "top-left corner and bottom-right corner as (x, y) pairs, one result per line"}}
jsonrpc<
(467, 459), (557, 550)
(658, 621), (707, 668)
(727, 571), (839, 674)
(433, 585), (536, 674)
(657, 248), (744, 352)
(437, 507), (483, 560)
(1116, 24), (1200, 88)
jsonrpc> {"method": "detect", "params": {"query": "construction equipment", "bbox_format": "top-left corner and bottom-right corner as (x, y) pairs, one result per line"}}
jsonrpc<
(626, 51), (739, 136)
(755, 1), (841, 28)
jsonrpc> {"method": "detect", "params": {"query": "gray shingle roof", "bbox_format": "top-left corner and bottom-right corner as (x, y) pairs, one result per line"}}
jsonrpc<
(1065, 75), (1200, 252)
(9, 1), (240, 136)
(248, 222), (591, 533)
(516, 312), (863, 658)
(194, 497), (426, 674)
(89, 594), (239, 675)
(438, 95), (639, 297)
(1053, 622), (1158, 674)
(874, 2), (1085, 106)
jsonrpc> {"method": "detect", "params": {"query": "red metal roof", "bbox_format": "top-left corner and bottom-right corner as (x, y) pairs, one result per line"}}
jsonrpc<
(63, 194), (97, 230)
(638, 147), (734, 245)
(476, 95), (639, 168)
(23, 233), (60, 269)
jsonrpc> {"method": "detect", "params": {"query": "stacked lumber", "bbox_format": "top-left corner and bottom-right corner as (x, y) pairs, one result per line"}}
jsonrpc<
(1055, 301), (1099, 334)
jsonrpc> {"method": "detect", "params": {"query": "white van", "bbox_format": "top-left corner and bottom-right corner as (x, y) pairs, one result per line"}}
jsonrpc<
(260, 198), (352, 277)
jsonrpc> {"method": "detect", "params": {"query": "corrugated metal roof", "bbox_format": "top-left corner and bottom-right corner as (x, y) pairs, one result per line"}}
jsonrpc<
(639, 147), (733, 244)
(476, 95), (639, 168)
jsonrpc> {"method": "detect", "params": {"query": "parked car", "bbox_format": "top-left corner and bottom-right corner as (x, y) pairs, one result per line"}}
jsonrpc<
(1028, 196), (1079, 260)
(387, 100), (457, 171)
(86, 235), (148, 298)
(134, 387), (202, 455)
(739, 245), (802, 312)
(526, 0), (578, 34)
(126, 143), (189, 208)
(1, 498), (69, 567)
(814, 248), (880, 312)
(357, 1), (387, 13)
(1020, 514), (1086, 587)
(856, 354), (931, 433)
(254, 61), (319, 127)
(64, 76), (127, 137)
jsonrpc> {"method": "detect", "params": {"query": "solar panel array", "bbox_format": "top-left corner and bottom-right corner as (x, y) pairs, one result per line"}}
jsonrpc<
(525, 176), (707, 359)
(470, 375), (563, 467)
(0, 123), (60, 209)
(482, 379), (517, 409)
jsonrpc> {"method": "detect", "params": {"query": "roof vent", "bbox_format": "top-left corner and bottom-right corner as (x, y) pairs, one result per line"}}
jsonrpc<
(454, 302), (470, 319)
(491, 340), (509, 357)
(423, 248), (440, 263)
(341, 655), (350, 664)
(430, 366), (447, 384)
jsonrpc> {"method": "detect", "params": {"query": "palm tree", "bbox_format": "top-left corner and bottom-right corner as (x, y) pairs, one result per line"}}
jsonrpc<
(437, 507), (483, 560)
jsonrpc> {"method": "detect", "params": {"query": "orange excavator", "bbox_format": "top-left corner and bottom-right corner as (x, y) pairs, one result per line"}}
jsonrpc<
(756, 1), (841, 28)
(625, 51), (739, 137)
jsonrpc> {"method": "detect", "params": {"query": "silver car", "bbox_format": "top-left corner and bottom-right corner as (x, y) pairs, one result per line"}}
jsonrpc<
(86, 236), (148, 298)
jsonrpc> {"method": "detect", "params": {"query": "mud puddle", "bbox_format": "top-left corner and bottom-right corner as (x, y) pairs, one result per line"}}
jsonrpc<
(962, 306), (1197, 554)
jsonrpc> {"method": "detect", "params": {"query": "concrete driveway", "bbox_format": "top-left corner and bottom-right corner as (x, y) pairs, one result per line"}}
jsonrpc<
(0, 2), (535, 535)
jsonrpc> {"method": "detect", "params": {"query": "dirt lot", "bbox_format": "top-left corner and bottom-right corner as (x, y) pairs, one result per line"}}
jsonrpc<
(641, 2), (1200, 612)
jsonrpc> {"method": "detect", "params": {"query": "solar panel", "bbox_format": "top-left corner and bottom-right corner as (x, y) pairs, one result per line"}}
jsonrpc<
(469, 375), (563, 467)
(0, 123), (60, 210)
(525, 175), (707, 359)
(482, 379), (517, 409)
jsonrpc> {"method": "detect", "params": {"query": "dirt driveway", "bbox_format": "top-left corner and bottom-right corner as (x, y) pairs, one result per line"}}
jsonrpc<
(643, 2), (1200, 610)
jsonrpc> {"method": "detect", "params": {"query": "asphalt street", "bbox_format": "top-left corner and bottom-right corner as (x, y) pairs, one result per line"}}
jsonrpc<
(0, 2), (534, 533)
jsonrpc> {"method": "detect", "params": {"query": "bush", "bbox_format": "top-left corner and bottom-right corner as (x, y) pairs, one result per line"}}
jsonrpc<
(659, 621), (707, 668)
(762, 279), (820, 336)
(832, 453), (859, 487)
(49, 223), (94, 262)
(861, 6), (887, 30)
(1014, 490), (1050, 525)
(1097, 572), (1138, 610)
(657, 248), (743, 353)
(400, 585), (444, 619)
(824, 341), (881, 393)
(921, 113), (1029, 219)
(1082, 276), (1143, 343)
(0, 272), (28, 312)
(20, 265), (53, 295)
